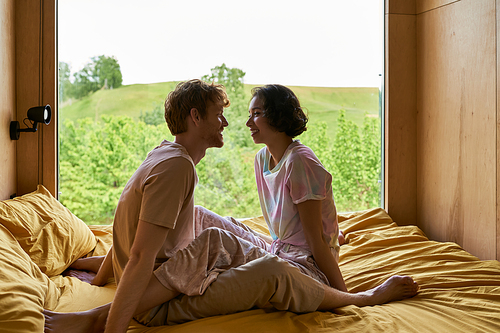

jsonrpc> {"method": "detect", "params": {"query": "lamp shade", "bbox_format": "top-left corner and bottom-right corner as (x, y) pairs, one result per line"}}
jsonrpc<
(27, 105), (51, 125)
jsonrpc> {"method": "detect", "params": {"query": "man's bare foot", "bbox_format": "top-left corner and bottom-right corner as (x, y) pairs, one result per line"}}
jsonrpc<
(361, 275), (419, 306)
(70, 256), (105, 273)
(62, 269), (96, 284)
(44, 304), (110, 333)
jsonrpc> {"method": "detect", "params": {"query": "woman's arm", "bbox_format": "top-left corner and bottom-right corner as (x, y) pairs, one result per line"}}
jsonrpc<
(297, 199), (348, 292)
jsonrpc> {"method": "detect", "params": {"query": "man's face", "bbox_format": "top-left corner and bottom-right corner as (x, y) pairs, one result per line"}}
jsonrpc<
(200, 100), (228, 148)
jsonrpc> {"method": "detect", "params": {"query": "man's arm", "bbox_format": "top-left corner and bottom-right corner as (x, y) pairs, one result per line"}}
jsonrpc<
(297, 199), (348, 292)
(104, 220), (170, 333)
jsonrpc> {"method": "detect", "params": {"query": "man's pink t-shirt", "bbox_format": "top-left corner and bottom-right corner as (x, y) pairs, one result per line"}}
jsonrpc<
(112, 140), (198, 283)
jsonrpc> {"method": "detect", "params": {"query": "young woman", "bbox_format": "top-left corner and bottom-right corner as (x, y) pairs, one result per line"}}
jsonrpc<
(245, 84), (346, 290)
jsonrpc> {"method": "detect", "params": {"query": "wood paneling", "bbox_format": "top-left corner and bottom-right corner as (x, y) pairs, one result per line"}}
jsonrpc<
(417, 0), (460, 14)
(15, 0), (41, 196)
(41, 0), (57, 196)
(386, 0), (416, 14)
(497, 0), (500, 261)
(385, 13), (417, 226)
(416, 0), (496, 259)
(7, 0), (500, 259)
(0, 0), (16, 200)
(15, 0), (57, 197)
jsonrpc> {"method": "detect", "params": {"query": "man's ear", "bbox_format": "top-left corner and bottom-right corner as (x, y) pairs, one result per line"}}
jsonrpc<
(189, 108), (201, 126)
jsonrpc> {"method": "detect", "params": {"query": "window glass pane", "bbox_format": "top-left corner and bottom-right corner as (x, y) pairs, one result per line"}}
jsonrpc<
(58, 0), (383, 224)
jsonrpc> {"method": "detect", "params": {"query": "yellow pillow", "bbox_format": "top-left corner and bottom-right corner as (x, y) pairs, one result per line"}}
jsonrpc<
(88, 224), (113, 256)
(0, 223), (59, 332)
(0, 185), (97, 276)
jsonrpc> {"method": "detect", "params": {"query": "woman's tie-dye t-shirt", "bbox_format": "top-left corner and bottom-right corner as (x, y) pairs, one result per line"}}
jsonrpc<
(254, 140), (339, 252)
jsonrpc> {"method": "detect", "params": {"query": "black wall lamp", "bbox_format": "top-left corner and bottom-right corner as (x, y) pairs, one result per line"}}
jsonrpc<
(10, 105), (52, 140)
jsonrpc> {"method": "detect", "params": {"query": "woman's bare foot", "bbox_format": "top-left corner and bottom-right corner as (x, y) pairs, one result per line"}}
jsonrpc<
(62, 270), (96, 284)
(44, 304), (110, 333)
(361, 275), (419, 306)
(70, 256), (105, 273)
(316, 275), (419, 310)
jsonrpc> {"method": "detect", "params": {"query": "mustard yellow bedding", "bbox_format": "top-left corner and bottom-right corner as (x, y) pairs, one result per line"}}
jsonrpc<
(1, 187), (499, 332)
(59, 209), (500, 333)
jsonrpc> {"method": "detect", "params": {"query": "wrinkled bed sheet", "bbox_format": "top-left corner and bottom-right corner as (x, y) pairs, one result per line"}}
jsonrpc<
(3, 208), (500, 332)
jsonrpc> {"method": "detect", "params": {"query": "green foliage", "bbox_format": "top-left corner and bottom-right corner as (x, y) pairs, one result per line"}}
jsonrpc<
(59, 112), (381, 224)
(58, 62), (73, 102)
(58, 64), (382, 224)
(202, 63), (253, 148)
(60, 55), (123, 100)
(59, 80), (378, 134)
(193, 64), (260, 216)
(359, 115), (382, 207)
(59, 116), (171, 224)
(195, 146), (261, 218)
(301, 111), (382, 212)
(139, 103), (165, 126)
(92, 55), (123, 90)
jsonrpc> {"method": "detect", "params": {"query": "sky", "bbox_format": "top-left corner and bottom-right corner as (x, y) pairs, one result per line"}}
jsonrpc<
(58, 0), (383, 88)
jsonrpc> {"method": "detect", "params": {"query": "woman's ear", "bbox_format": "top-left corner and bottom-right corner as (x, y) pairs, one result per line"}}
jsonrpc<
(190, 108), (201, 126)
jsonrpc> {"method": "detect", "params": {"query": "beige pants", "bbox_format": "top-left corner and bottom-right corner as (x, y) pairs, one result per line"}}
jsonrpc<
(134, 207), (325, 326)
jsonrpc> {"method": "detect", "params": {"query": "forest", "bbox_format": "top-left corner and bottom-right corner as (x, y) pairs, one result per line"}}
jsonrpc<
(58, 61), (381, 224)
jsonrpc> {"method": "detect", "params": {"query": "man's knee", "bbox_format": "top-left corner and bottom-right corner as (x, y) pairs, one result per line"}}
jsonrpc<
(198, 225), (232, 236)
(244, 254), (298, 281)
(195, 205), (203, 211)
(194, 205), (208, 215)
(195, 227), (246, 250)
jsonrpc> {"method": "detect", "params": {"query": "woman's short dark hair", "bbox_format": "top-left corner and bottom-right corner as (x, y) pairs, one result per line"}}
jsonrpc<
(251, 84), (308, 137)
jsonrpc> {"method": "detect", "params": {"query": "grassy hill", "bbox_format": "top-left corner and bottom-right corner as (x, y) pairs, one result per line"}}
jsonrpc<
(60, 81), (380, 138)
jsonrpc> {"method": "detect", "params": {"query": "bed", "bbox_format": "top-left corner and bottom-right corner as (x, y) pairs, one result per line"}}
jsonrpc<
(1, 185), (499, 332)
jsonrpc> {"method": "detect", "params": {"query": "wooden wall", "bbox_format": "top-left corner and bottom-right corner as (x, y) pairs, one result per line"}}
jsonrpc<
(385, 0), (417, 227)
(386, 0), (499, 260)
(14, 0), (57, 197)
(0, 0), (17, 200)
(3, 0), (499, 259)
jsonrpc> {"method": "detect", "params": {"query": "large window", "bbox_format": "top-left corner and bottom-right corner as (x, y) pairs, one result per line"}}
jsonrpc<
(58, 0), (383, 224)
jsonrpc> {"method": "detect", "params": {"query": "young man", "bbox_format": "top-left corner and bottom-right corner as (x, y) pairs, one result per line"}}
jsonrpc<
(45, 79), (238, 332)
(44, 79), (419, 333)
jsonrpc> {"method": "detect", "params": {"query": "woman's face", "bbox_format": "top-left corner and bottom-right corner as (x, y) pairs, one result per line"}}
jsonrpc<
(246, 96), (276, 145)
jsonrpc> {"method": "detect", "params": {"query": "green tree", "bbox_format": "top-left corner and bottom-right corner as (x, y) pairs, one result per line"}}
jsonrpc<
(93, 55), (123, 89)
(332, 110), (363, 211)
(202, 63), (252, 148)
(359, 115), (382, 208)
(71, 67), (97, 99)
(58, 61), (73, 102)
(300, 121), (332, 172)
(139, 103), (165, 126)
(70, 55), (123, 99)
(195, 146), (261, 218)
(194, 64), (261, 217)
(59, 115), (171, 224)
(58, 64), (383, 223)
